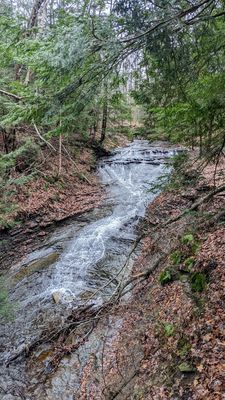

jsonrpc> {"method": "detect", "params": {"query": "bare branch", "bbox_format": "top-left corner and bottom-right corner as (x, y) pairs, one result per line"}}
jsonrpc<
(0, 89), (22, 101)
(164, 184), (225, 226)
(33, 122), (57, 152)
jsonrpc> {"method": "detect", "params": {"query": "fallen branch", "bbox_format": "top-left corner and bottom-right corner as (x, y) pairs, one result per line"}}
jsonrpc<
(81, 233), (145, 307)
(164, 184), (225, 226)
(110, 254), (166, 302)
(61, 144), (92, 185)
(0, 89), (22, 101)
(33, 122), (57, 152)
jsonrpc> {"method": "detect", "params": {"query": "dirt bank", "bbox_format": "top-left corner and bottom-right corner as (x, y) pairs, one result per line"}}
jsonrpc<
(73, 163), (225, 399)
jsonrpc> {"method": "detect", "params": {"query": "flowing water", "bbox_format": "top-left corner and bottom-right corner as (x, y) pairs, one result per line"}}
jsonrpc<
(0, 140), (178, 399)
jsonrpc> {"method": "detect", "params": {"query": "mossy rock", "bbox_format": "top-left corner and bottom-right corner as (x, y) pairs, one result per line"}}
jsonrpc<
(178, 362), (196, 373)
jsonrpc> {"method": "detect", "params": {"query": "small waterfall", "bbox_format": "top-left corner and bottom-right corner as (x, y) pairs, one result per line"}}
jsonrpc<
(48, 140), (173, 301)
(0, 140), (175, 364)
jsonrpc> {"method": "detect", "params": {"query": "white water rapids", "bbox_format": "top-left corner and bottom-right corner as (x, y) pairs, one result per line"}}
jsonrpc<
(49, 140), (175, 302)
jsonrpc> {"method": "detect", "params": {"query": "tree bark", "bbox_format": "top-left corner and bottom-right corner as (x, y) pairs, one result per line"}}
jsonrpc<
(28, 0), (46, 29)
(1, 127), (16, 154)
(100, 82), (108, 143)
(100, 101), (108, 143)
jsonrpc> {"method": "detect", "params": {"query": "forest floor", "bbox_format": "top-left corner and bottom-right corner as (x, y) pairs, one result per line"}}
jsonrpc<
(77, 158), (225, 399)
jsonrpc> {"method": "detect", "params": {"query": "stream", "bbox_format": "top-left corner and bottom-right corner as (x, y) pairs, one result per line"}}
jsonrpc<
(0, 140), (178, 399)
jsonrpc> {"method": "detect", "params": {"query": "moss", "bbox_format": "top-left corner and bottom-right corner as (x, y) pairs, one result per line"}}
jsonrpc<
(178, 362), (196, 373)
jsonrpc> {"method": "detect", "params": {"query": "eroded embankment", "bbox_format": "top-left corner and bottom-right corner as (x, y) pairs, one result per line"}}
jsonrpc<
(72, 172), (224, 399)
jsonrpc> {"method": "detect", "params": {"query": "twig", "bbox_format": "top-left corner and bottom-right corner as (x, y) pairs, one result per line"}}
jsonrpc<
(61, 144), (92, 185)
(164, 184), (225, 226)
(33, 122), (57, 152)
(0, 89), (22, 101)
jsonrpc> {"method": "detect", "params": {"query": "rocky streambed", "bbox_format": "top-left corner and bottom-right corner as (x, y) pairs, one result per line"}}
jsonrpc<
(0, 140), (179, 400)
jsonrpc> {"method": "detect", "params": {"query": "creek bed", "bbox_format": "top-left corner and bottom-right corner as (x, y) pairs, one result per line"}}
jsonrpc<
(0, 140), (178, 399)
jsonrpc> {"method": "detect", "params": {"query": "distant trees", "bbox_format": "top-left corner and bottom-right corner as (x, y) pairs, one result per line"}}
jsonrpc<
(126, 1), (225, 157)
(0, 0), (224, 155)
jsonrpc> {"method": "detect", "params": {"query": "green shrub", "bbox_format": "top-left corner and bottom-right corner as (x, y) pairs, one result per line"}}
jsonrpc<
(181, 234), (194, 245)
(184, 256), (195, 271)
(170, 250), (182, 266)
(190, 272), (207, 292)
(159, 269), (173, 285)
(163, 323), (175, 337)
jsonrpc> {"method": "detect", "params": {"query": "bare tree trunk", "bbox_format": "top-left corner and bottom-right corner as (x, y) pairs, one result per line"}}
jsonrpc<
(100, 82), (108, 143)
(28, 0), (46, 29)
(100, 101), (108, 143)
(1, 127), (16, 154)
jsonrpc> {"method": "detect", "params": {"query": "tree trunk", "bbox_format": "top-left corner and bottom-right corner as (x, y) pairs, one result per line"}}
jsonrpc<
(28, 0), (46, 29)
(100, 101), (108, 143)
(1, 127), (16, 154)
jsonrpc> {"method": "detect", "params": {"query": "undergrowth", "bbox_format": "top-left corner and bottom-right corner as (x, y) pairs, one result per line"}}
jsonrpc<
(149, 152), (202, 193)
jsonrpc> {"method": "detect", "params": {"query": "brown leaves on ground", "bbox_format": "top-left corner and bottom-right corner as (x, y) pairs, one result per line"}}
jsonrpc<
(77, 163), (225, 399)
(2, 145), (104, 230)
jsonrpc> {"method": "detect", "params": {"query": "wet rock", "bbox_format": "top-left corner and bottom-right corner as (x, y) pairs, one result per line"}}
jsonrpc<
(52, 289), (74, 304)
(11, 252), (60, 284)
(52, 291), (61, 304)
(38, 231), (47, 237)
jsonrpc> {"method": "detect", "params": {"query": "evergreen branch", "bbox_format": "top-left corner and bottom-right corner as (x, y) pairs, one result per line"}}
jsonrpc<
(120, 0), (213, 43)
